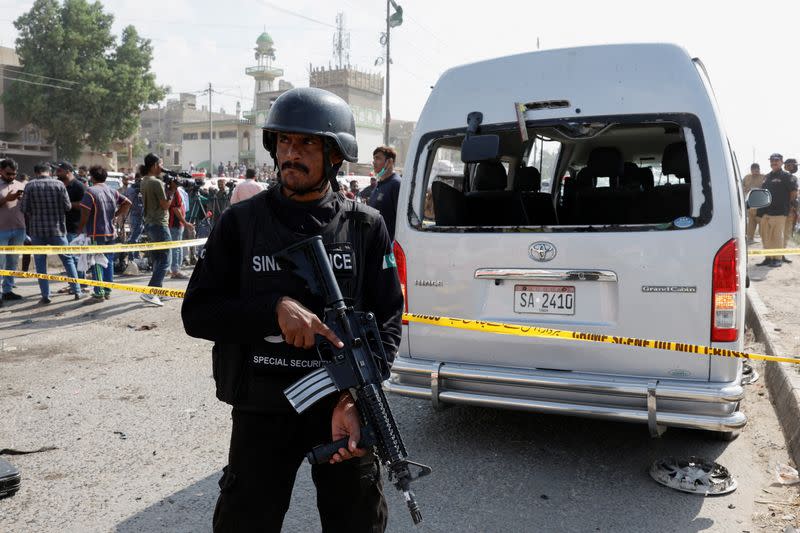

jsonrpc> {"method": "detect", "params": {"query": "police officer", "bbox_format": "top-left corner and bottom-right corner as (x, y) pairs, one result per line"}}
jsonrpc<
(757, 153), (798, 267)
(181, 87), (403, 532)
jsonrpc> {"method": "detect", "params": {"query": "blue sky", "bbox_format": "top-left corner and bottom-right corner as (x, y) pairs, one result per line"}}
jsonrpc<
(0, 1), (795, 168)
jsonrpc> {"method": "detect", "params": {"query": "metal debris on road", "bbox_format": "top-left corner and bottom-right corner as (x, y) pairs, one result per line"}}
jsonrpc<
(649, 457), (737, 495)
(742, 362), (760, 385)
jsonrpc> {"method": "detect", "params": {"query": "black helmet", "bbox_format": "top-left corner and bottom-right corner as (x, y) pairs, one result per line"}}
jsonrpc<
(262, 87), (358, 162)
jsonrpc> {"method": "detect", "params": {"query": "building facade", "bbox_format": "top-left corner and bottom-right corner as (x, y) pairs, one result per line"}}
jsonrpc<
(309, 66), (384, 168)
(141, 93), (239, 170)
(180, 118), (255, 174)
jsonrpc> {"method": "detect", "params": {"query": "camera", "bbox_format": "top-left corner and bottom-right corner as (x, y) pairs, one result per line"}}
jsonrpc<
(225, 181), (236, 191)
(162, 169), (192, 186)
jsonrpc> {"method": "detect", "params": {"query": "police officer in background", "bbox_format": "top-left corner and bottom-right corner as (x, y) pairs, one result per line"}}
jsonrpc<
(181, 87), (403, 532)
(757, 153), (798, 267)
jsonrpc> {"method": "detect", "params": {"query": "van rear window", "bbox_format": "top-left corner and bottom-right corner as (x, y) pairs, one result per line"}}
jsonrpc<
(414, 114), (711, 232)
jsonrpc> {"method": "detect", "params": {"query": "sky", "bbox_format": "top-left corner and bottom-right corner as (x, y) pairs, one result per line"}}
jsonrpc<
(0, 0), (795, 168)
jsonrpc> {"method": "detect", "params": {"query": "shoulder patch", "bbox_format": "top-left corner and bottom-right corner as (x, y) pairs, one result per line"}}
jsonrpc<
(382, 253), (397, 269)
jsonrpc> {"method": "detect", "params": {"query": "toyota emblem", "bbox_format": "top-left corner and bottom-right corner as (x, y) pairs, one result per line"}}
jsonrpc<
(529, 241), (557, 262)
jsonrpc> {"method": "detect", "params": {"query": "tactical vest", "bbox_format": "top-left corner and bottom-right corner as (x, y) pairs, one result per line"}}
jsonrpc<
(212, 190), (377, 412)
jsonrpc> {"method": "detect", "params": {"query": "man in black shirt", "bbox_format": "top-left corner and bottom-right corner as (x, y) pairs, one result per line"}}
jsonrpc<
(368, 146), (401, 241)
(757, 153), (798, 267)
(55, 161), (87, 289)
(359, 176), (378, 202)
(182, 87), (403, 533)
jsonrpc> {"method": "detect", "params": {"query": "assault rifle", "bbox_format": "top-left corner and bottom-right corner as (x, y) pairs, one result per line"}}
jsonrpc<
(276, 236), (431, 525)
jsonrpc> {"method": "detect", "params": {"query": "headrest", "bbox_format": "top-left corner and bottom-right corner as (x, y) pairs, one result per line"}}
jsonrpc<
(623, 162), (639, 176)
(662, 142), (689, 180)
(619, 161), (640, 189)
(587, 147), (623, 177)
(515, 166), (541, 192)
(473, 161), (507, 191)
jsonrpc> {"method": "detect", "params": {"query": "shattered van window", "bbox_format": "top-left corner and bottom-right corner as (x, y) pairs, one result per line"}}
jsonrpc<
(415, 114), (710, 231)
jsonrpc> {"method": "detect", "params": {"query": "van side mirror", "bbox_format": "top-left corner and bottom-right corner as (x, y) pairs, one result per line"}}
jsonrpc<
(746, 188), (771, 209)
(461, 134), (500, 163)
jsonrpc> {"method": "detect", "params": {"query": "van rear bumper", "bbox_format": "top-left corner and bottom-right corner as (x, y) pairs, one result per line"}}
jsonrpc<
(385, 358), (747, 434)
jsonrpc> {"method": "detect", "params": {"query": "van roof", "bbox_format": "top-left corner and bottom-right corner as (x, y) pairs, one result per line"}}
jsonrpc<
(419, 43), (711, 133)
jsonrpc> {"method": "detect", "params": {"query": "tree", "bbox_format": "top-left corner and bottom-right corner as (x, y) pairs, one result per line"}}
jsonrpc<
(3, 0), (166, 160)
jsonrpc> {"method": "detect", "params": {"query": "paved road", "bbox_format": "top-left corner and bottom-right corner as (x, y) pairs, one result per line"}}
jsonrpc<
(0, 276), (797, 532)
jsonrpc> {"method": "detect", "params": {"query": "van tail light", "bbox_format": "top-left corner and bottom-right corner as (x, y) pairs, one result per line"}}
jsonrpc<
(393, 241), (408, 324)
(711, 239), (739, 342)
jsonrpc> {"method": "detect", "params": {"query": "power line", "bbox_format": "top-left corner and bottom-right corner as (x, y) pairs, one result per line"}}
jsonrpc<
(403, 12), (450, 51)
(2, 75), (74, 90)
(1, 66), (79, 85)
(260, 1), (336, 28)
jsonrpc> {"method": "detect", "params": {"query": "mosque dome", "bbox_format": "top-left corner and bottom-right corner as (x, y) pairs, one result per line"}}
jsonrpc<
(256, 32), (273, 45)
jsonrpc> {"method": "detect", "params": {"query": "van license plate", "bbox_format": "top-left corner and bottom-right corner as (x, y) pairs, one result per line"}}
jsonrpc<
(514, 285), (575, 315)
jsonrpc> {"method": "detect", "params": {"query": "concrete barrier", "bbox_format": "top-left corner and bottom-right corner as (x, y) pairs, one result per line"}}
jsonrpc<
(746, 287), (800, 466)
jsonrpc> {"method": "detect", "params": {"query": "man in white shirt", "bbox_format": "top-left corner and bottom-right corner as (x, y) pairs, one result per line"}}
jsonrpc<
(230, 168), (264, 204)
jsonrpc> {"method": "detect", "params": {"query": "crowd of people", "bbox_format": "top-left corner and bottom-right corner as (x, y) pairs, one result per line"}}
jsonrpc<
(743, 153), (799, 267)
(0, 141), (402, 309)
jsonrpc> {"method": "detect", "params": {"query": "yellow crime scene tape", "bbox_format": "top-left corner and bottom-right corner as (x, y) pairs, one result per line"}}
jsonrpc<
(402, 313), (800, 365)
(2, 268), (797, 366)
(747, 248), (800, 256)
(0, 238), (207, 255)
(0, 270), (186, 298)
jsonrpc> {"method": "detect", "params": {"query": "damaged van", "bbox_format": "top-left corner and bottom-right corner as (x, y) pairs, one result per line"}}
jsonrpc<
(386, 43), (766, 438)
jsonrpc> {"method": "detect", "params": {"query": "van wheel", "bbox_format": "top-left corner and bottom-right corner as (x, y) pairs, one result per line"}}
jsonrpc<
(711, 430), (740, 441)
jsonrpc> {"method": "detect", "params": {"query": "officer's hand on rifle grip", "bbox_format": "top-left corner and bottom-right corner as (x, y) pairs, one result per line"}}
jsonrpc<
(276, 296), (344, 349)
(330, 391), (366, 464)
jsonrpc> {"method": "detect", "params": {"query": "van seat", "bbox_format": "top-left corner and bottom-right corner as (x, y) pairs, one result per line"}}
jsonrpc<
(642, 142), (691, 222)
(431, 181), (468, 226)
(639, 167), (655, 191)
(662, 142), (690, 182)
(621, 162), (640, 190)
(522, 192), (559, 225)
(473, 161), (508, 191)
(515, 166), (541, 192)
(572, 147), (626, 224)
(575, 188), (635, 225)
(466, 161), (528, 226)
(646, 185), (690, 222)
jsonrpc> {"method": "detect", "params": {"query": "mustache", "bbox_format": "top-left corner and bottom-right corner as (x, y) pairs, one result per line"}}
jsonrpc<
(281, 161), (310, 174)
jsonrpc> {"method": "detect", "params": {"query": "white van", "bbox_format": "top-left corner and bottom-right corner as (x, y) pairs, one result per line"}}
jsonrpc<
(387, 43), (764, 437)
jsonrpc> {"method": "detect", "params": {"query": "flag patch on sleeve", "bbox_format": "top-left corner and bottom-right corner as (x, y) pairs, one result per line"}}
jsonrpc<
(382, 253), (397, 269)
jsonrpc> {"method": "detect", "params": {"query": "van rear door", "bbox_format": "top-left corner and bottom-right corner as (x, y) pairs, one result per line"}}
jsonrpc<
(402, 115), (729, 382)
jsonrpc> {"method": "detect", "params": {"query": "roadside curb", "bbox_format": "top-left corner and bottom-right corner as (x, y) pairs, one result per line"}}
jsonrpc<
(746, 286), (800, 466)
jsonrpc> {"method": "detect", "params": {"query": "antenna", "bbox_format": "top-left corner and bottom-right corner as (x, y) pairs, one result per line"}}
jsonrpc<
(332, 12), (351, 69)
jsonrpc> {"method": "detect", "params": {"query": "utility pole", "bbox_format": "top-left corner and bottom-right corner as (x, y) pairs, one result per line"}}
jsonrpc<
(208, 82), (213, 175)
(378, 1), (402, 146)
(384, 0), (391, 145)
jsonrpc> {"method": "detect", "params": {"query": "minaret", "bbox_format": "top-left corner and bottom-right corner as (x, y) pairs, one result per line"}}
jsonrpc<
(246, 31), (285, 167)
(247, 32), (283, 100)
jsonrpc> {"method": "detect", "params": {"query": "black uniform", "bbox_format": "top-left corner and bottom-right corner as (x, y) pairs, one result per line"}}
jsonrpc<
(182, 185), (403, 532)
(758, 170), (797, 217)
